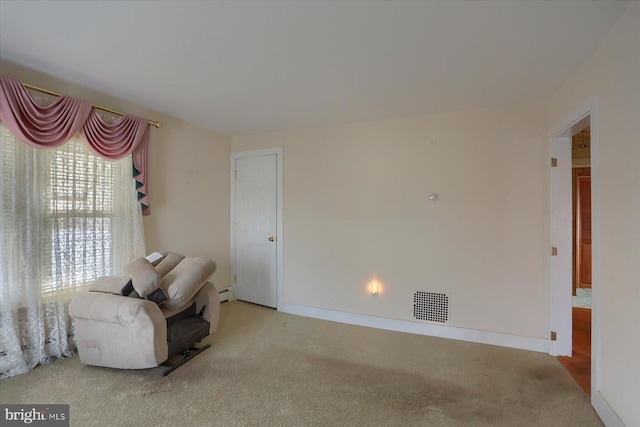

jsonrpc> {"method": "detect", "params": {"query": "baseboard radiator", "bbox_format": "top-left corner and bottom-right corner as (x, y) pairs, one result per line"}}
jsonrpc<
(217, 287), (232, 303)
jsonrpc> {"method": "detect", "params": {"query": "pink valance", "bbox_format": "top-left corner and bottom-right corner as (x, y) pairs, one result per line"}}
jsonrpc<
(81, 110), (150, 211)
(0, 75), (151, 215)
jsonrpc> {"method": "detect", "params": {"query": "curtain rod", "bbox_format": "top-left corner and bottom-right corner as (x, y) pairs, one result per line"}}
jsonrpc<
(22, 82), (162, 129)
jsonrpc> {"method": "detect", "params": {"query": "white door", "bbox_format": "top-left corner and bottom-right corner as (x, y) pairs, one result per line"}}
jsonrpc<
(232, 153), (278, 307)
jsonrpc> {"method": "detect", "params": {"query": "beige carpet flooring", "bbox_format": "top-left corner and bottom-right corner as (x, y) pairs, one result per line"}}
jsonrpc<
(1, 301), (602, 426)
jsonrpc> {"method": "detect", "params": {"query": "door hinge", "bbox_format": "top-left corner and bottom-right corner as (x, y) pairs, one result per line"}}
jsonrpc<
(234, 170), (237, 179)
(550, 331), (557, 341)
(551, 246), (558, 256)
(234, 275), (237, 284)
(551, 158), (558, 167)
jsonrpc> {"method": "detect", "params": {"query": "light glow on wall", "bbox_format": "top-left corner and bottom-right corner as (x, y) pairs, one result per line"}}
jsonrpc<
(368, 279), (382, 296)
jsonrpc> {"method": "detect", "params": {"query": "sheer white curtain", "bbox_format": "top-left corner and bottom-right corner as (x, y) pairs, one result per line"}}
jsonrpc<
(0, 122), (145, 378)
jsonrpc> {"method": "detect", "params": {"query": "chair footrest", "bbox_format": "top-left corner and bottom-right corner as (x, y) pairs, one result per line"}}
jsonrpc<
(167, 316), (210, 356)
(161, 343), (210, 376)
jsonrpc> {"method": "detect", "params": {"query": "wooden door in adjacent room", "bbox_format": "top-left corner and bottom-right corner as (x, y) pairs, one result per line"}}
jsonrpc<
(574, 167), (592, 290)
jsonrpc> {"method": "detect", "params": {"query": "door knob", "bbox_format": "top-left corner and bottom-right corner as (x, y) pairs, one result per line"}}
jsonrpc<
(268, 236), (276, 242)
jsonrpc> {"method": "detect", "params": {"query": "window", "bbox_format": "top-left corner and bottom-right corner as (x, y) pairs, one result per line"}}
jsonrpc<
(0, 122), (144, 301)
(45, 137), (117, 296)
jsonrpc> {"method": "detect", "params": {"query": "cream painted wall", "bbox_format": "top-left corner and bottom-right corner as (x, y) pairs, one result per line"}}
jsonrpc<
(548, 3), (640, 426)
(0, 60), (232, 288)
(233, 103), (548, 339)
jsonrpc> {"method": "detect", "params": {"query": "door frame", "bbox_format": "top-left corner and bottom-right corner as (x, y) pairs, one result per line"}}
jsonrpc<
(549, 134), (573, 357)
(230, 147), (284, 308)
(548, 97), (600, 400)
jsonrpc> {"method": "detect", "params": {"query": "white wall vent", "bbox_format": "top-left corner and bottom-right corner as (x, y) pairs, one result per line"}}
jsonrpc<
(413, 291), (449, 323)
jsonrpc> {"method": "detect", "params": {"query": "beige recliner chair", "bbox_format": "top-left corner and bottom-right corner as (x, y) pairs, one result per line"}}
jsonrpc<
(69, 252), (220, 375)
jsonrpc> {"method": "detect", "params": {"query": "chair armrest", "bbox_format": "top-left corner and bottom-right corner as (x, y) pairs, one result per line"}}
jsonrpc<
(192, 282), (221, 332)
(69, 292), (168, 369)
(70, 292), (163, 326)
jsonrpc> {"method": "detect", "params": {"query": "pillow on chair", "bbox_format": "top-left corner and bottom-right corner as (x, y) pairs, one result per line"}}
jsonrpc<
(161, 258), (216, 310)
(155, 252), (186, 277)
(89, 276), (134, 296)
(124, 258), (167, 304)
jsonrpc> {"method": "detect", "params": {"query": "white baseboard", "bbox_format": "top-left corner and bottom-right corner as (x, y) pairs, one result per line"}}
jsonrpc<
(592, 391), (625, 427)
(278, 302), (549, 353)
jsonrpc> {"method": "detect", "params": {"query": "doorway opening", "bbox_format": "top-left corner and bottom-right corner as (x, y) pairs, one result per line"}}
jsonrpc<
(558, 127), (592, 395)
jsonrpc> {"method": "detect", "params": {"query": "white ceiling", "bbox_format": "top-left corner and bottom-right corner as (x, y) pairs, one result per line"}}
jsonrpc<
(0, 1), (629, 135)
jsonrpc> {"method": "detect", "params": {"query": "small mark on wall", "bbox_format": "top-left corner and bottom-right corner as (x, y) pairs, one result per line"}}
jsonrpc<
(186, 170), (199, 184)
